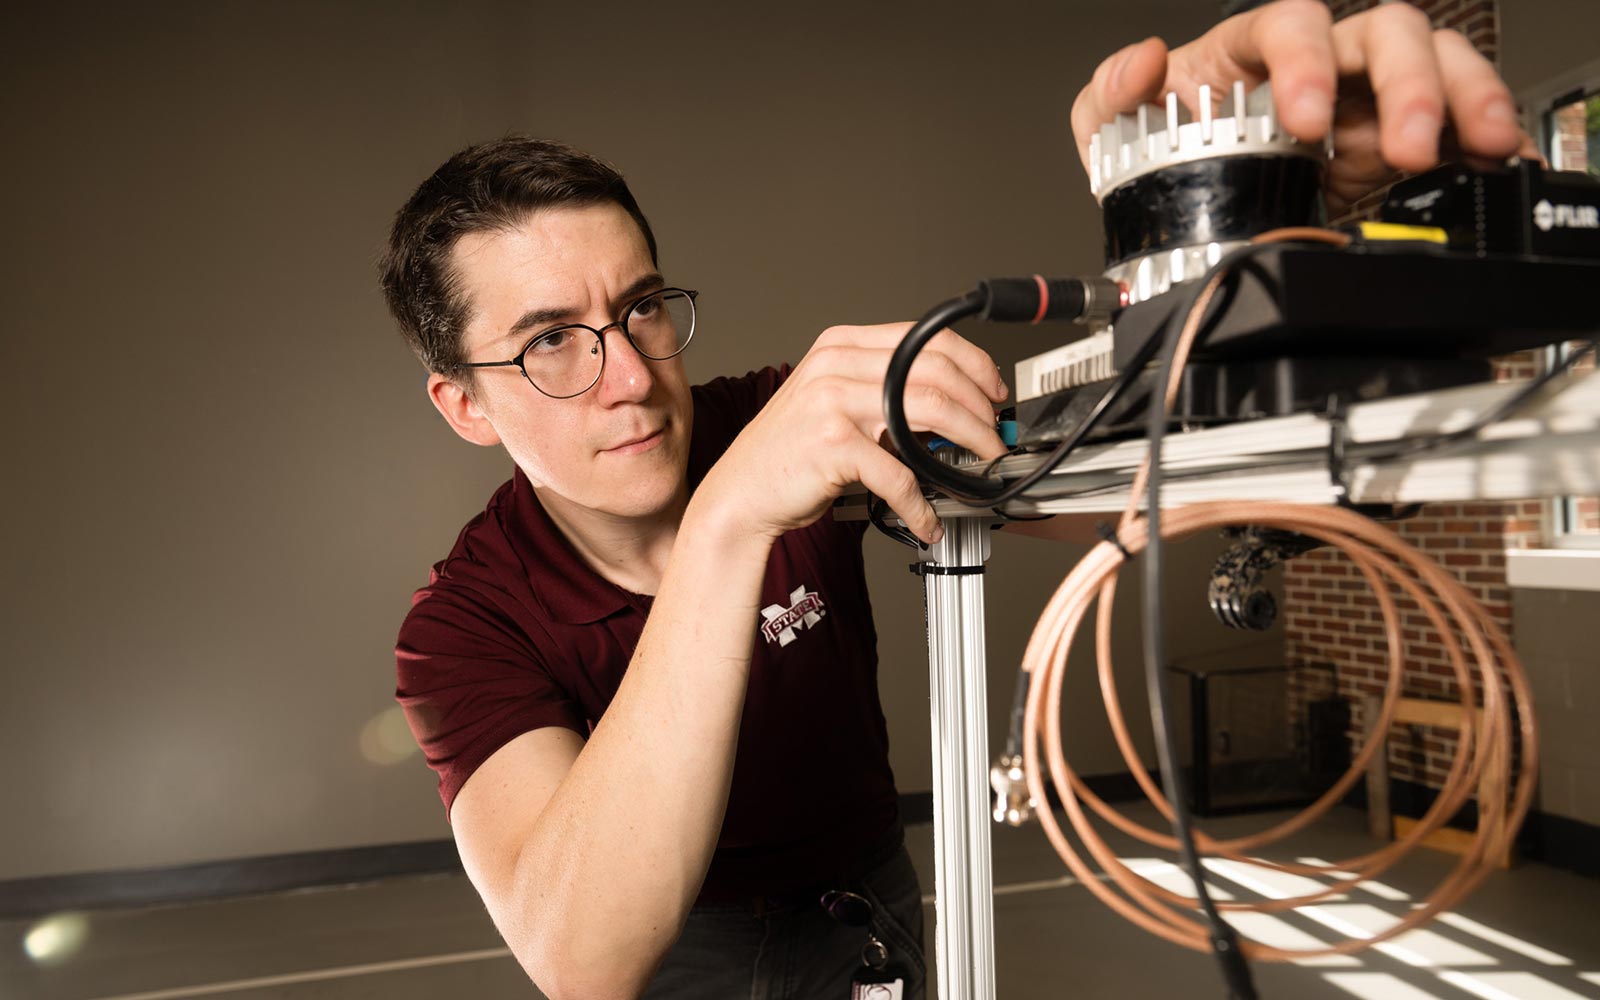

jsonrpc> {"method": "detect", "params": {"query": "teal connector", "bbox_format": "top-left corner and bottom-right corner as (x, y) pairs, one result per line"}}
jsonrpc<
(927, 420), (1018, 453)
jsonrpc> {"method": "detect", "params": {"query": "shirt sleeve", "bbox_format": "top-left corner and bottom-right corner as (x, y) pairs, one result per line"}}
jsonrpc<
(692, 364), (793, 428)
(395, 579), (586, 819)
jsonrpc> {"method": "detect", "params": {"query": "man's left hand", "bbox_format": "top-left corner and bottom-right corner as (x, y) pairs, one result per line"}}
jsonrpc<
(1070, 0), (1541, 216)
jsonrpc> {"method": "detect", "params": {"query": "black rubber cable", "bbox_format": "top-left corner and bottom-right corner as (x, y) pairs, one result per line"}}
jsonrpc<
(1140, 244), (1278, 1000)
(882, 291), (999, 503)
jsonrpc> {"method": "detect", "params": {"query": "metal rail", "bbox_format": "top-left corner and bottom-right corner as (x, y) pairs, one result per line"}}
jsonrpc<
(917, 507), (997, 1000)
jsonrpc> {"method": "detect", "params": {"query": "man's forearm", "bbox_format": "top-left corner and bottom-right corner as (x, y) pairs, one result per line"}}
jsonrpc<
(509, 494), (773, 995)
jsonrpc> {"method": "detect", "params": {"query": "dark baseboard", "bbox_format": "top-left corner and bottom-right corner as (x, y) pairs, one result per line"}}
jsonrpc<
(1, 785), (1097, 921)
(0, 839), (464, 921)
(6, 776), (1592, 921)
(1353, 776), (1600, 880)
(1521, 810), (1600, 879)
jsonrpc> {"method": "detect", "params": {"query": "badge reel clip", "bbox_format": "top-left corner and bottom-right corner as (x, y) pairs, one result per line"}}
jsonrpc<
(820, 889), (906, 999)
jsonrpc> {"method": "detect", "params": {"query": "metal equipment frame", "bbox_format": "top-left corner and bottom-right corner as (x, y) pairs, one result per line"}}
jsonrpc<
(890, 371), (1600, 1000)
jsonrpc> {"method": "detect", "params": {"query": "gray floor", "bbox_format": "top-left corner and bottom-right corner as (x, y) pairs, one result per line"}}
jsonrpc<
(5, 804), (1599, 999)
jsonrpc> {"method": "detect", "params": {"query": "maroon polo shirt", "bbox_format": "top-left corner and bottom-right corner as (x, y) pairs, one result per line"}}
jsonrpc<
(395, 366), (901, 901)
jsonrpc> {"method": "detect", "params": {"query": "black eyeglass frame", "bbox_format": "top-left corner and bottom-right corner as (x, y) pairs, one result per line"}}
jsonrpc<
(454, 287), (699, 399)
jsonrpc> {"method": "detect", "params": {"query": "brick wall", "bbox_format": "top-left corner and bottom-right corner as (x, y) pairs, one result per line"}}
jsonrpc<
(1552, 102), (1589, 171)
(1285, 0), (1536, 793)
(1577, 499), (1600, 533)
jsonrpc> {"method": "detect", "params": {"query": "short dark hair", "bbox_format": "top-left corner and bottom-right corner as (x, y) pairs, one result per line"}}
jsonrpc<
(378, 135), (658, 382)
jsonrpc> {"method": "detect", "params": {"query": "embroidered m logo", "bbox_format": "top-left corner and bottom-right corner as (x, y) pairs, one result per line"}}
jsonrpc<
(760, 585), (826, 647)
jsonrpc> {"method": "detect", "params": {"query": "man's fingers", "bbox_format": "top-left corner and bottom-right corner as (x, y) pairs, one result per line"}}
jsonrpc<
(1517, 131), (1544, 164)
(896, 383), (1008, 461)
(1334, 3), (1446, 172)
(807, 346), (997, 436)
(922, 328), (1009, 403)
(1071, 36), (1170, 168)
(824, 374), (1006, 463)
(1176, 0), (1337, 141)
(814, 324), (1007, 404)
(853, 443), (941, 544)
(1432, 29), (1523, 161)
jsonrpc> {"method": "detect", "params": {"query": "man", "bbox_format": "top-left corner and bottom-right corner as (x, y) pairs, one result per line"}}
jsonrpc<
(381, 4), (1531, 997)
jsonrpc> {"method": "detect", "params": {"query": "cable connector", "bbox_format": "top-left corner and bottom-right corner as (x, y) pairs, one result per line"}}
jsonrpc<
(977, 276), (1121, 325)
(990, 753), (1037, 826)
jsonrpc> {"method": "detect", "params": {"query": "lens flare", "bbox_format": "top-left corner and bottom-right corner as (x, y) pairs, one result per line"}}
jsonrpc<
(360, 705), (418, 766)
(24, 912), (90, 965)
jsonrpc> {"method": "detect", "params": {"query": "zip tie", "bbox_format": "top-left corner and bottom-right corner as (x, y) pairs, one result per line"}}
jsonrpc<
(1096, 521), (1135, 561)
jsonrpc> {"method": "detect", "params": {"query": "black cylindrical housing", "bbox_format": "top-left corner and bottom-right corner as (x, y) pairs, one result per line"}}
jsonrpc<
(1102, 155), (1325, 267)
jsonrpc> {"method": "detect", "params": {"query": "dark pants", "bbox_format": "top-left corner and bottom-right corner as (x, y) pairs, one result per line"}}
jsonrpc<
(642, 844), (926, 1000)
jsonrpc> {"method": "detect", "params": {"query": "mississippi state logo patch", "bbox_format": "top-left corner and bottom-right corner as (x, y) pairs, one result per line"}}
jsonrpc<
(760, 585), (826, 647)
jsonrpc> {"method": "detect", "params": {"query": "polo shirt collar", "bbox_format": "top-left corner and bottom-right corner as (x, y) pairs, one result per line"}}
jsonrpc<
(505, 468), (636, 626)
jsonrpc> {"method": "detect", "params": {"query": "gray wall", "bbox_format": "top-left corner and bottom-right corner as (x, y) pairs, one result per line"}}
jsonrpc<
(2, 0), (1240, 882)
(1500, 0), (1600, 95)
(1512, 589), (1600, 829)
(11, 0), (1594, 885)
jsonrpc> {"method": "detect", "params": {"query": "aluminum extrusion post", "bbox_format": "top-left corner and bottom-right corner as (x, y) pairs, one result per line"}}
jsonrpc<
(917, 505), (997, 1000)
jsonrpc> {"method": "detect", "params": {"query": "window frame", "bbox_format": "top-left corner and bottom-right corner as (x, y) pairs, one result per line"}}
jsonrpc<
(1525, 59), (1600, 550)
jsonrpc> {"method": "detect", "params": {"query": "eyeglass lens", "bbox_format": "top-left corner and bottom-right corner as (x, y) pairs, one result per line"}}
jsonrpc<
(522, 289), (695, 397)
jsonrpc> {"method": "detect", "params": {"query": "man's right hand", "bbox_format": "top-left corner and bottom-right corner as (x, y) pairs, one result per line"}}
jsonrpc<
(695, 323), (1010, 546)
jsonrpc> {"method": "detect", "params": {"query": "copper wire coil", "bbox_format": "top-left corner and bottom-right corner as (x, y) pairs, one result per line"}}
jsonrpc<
(1015, 227), (1537, 960)
(1020, 501), (1535, 959)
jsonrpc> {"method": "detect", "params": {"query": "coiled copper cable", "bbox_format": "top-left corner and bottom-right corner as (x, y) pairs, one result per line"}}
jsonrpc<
(1017, 228), (1538, 959)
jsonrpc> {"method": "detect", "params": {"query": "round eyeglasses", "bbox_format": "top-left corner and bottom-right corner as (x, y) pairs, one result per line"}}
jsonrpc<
(457, 287), (698, 399)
